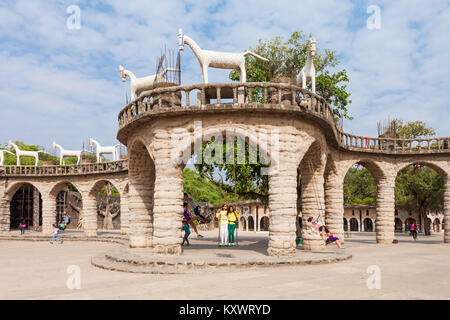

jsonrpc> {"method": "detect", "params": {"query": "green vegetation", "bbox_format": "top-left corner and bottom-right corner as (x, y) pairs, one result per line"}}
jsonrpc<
(343, 167), (377, 205)
(229, 30), (352, 120)
(183, 168), (239, 205)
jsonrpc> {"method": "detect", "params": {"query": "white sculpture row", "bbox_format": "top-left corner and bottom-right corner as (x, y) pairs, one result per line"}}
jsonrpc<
(120, 29), (317, 101)
(0, 139), (120, 166)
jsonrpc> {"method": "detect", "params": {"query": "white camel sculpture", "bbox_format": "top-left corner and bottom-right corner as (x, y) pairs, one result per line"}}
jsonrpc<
(8, 141), (45, 166)
(52, 142), (82, 165)
(0, 149), (14, 166)
(177, 28), (269, 83)
(89, 138), (119, 162)
(120, 65), (181, 101)
(297, 38), (317, 93)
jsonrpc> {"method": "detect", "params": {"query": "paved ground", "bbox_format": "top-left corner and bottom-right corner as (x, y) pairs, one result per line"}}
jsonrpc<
(1, 231), (449, 299)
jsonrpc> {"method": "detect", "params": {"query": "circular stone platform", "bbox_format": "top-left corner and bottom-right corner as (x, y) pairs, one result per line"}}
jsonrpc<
(91, 232), (351, 274)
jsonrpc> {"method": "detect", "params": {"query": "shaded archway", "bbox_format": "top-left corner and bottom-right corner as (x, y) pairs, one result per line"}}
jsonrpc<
(343, 218), (348, 231)
(433, 218), (441, 232)
(364, 218), (373, 232)
(350, 218), (359, 231)
(89, 180), (121, 231)
(9, 183), (42, 231)
(395, 162), (446, 236)
(49, 182), (82, 230)
(239, 217), (247, 231)
(395, 218), (403, 232)
(248, 216), (255, 231)
(260, 216), (269, 231)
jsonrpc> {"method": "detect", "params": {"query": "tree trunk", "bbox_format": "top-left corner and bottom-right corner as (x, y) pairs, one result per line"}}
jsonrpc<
(421, 207), (431, 236)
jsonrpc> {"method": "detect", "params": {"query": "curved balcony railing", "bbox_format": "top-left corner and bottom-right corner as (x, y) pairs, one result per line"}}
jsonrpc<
(0, 160), (128, 177)
(118, 82), (450, 155)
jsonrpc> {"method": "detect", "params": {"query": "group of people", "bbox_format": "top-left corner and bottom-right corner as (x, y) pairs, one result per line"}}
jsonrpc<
(216, 204), (240, 247)
(308, 214), (344, 249)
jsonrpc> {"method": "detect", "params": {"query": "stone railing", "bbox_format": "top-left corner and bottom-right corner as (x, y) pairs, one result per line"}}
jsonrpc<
(0, 160), (128, 177)
(117, 82), (450, 154)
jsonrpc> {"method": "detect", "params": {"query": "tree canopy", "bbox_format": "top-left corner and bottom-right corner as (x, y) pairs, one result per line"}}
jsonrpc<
(229, 30), (352, 120)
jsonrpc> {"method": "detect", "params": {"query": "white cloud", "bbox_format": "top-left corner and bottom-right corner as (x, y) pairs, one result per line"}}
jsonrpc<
(0, 0), (449, 152)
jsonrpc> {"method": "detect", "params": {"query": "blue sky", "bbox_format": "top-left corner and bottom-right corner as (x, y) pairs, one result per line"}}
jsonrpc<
(0, 0), (449, 153)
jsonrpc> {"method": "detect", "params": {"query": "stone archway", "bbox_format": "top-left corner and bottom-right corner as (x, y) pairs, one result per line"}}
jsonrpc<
(88, 180), (122, 232)
(395, 218), (403, 232)
(350, 218), (359, 231)
(363, 218), (373, 232)
(433, 218), (441, 232)
(9, 183), (42, 231)
(260, 216), (269, 231)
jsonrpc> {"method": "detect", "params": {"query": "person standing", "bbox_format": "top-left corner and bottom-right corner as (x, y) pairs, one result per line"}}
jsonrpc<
(216, 204), (229, 246)
(227, 206), (239, 246)
(50, 224), (63, 244)
(20, 221), (26, 235)
(181, 220), (191, 246)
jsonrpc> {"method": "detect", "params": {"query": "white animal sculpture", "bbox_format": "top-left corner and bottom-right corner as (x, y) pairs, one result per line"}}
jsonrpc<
(89, 138), (119, 162)
(177, 28), (269, 83)
(0, 149), (14, 166)
(52, 142), (82, 165)
(120, 65), (181, 101)
(8, 141), (45, 166)
(297, 38), (317, 93)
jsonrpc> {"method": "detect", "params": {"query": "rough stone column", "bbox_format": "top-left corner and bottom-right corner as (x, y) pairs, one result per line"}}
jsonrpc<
(324, 172), (344, 243)
(42, 195), (56, 235)
(300, 146), (326, 251)
(444, 179), (450, 243)
(127, 147), (155, 248)
(376, 179), (395, 243)
(83, 195), (98, 237)
(151, 131), (183, 255)
(120, 192), (130, 235)
(267, 164), (298, 257)
(32, 187), (40, 231)
(0, 197), (9, 232)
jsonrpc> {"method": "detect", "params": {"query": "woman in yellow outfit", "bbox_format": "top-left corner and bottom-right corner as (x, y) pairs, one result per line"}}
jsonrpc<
(216, 204), (229, 246)
(227, 205), (239, 246)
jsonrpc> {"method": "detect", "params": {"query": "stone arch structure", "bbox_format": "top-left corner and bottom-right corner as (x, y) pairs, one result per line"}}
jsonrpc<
(395, 218), (403, 232)
(88, 179), (122, 233)
(349, 218), (359, 231)
(433, 218), (441, 232)
(260, 216), (269, 231)
(8, 182), (42, 231)
(364, 218), (373, 232)
(343, 218), (348, 231)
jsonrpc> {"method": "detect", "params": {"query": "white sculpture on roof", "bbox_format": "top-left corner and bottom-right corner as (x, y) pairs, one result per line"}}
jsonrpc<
(297, 38), (317, 93)
(177, 28), (269, 83)
(0, 149), (14, 166)
(52, 142), (82, 165)
(89, 138), (119, 162)
(7, 141), (45, 166)
(120, 65), (180, 101)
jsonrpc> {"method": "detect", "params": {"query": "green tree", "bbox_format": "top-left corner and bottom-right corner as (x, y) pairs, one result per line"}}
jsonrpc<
(395, 166), (443, 235)
(229, 30), (352, 120)
(343, 167), (377, 205)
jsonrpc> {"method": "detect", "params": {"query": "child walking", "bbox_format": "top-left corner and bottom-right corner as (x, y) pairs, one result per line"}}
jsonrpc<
(20, 221), (26, 235)
(181, 220), (191, 246)
(50, 223), (63, 244)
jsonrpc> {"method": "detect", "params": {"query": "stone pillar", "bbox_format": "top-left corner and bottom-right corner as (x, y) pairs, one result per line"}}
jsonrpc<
(376, 179), (395, 243)
(267, 165), (298, 257)
(120, 193), (130, 235)
(324, 172), (344, 243)
(83, 195), (98, 237)
(42, 195), (56, 235)
(444, 180), (450, 243)
(151, 133), (183, 255)
(0, 197), (9, 232)
(32, 187), (40, 231)
(300, 148), (326, 251)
